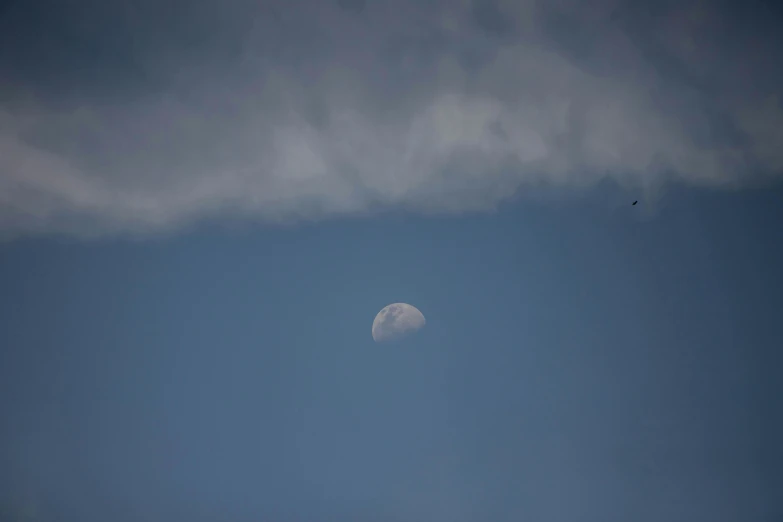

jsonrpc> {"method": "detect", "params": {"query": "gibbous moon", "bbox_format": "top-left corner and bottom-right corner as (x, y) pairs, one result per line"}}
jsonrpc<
(372, 303), (426, 342)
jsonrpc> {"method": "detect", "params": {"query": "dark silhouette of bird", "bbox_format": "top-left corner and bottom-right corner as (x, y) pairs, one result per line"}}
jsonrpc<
(632, 200), (638, 205)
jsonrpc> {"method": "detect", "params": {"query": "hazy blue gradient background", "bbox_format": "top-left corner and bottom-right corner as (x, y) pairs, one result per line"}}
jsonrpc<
(2, 185), (782, 521)
(2, 0), (783, 519)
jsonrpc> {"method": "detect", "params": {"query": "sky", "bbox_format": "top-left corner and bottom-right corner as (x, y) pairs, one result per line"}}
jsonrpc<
(0, 0), (782, 521)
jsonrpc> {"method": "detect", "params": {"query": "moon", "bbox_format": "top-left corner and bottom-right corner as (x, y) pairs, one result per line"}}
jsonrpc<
(372, 303), (426, 342)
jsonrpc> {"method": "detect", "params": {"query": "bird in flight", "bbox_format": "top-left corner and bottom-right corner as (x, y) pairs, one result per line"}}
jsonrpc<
(632, 200), (638, 205)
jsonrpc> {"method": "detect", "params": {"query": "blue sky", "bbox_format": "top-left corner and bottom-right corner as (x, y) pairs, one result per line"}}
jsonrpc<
(1, 0), (783, 520)
(2, 185), (782, 521)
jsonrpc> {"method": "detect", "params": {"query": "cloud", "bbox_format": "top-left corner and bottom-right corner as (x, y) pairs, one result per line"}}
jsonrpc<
(0, 0), (781, 238)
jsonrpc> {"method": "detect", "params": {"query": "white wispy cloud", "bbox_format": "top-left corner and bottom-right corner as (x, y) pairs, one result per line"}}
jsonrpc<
(0, 0), (781, 238)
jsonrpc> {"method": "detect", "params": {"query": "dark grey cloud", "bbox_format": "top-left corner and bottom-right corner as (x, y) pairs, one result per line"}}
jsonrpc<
(1, 0), (781, 237)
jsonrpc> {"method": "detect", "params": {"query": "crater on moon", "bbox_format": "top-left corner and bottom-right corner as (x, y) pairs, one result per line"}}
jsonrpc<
(372, 303), (426, 342)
